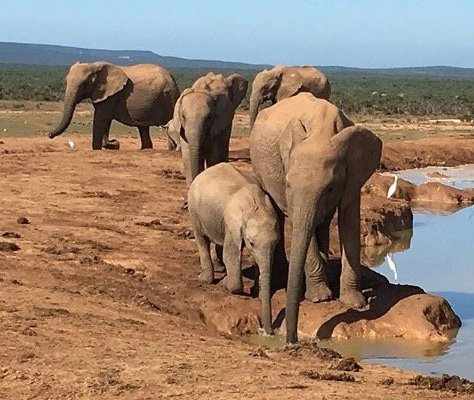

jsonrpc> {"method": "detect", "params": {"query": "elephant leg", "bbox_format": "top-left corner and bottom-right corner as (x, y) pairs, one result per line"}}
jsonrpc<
(222, 229), (243, 294)
(271, 212), (288, 293)
(338, 195), (366, 308)
(92, 112), (113, 150)
(194, 231), (214, 284)
(304, 234), (333, 302)
(206, 125), (231, 168)
(212, 244), (226, 273)
(138, 126), (153, 150)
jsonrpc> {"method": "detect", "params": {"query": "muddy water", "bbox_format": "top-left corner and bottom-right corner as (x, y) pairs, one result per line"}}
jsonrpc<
(253, 166), (474, 380)
(324, 166), (474, 379)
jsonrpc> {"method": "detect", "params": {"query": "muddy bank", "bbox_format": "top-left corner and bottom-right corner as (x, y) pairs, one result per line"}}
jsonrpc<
(230, 137), (474, 172)
(197, 260), (460, 341)
(381, 137), (474, 170)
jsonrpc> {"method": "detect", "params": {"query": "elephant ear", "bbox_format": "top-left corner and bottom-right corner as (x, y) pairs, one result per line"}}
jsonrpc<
(277, 69), (303, 101)
(279, 118), (310, 171)
(227, 74), (248, 109)
(335, 109), (354, 132)
(333, 126), (382, 207)
(91, 63), (128, 103)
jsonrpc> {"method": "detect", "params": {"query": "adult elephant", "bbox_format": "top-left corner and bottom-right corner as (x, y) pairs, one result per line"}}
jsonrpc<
(250, 93), (382, 343)
(249, 65), (331, 128)
(48, 62), (180, 150)
(167, 72), (248, 186)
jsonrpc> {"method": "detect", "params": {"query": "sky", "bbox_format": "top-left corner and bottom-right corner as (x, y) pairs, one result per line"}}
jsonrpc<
(1, 0), (473, 68)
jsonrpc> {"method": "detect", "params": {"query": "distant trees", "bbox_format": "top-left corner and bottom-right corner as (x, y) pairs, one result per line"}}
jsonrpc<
(0, 64), (473, 118)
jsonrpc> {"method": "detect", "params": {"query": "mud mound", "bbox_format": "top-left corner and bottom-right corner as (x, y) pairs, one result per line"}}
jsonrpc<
(408, 374), (474, 394)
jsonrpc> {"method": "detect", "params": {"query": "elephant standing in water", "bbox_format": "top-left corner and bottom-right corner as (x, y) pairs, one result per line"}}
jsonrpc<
(167, 72), (248, 186)
(48, 62), (180, 150)
(249, 65), (331, 128)
(250, 93), (382, 343)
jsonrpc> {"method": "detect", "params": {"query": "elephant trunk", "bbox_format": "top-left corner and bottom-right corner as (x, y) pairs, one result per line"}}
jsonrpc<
(249, 93), (261, 129)
(185, 126), (205, 187)
(254, 249), (274, 335)
(48, 87), (79, 138)
(285, 200), (317, 344)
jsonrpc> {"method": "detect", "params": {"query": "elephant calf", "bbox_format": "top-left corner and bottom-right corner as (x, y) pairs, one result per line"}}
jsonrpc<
(188, 163), (280, 334)
(167, 72), (248, 187)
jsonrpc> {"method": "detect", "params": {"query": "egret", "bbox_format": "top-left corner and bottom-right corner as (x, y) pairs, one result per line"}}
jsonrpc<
(387, 175), (398, 198)
(386, 253), (398, 280)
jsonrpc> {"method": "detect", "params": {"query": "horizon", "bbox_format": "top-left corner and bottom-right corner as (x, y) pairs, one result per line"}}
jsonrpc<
(1, 1), (474, 69)
(2, 40), (474, 71)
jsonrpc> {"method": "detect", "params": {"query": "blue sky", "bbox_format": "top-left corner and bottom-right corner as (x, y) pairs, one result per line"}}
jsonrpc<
(1, 0), (473, 68)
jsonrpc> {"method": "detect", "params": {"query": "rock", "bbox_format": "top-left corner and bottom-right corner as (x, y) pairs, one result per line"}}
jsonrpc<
(329, 357), (362, 372)
(364, 173), (474, 206)
(195, 260), (461, 342)
(408, 374), (474, 394)
(16, 217), (30, 224)
(0, 242), (20, 252)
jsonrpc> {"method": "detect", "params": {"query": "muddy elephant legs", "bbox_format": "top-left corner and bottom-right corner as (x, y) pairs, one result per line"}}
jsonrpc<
(138, 126), (153, 150)
(338, 196), (367, 308)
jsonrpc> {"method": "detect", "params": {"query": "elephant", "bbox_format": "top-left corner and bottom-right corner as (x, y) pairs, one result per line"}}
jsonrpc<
(250, 93), (382, 343)
(167, 72), (248, 187)
(188, 162), (281, 334)
(249, 65), (331, 128)
(48, 62), (180, 150)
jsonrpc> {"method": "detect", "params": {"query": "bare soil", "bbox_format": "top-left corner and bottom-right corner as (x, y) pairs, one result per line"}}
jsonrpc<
(1, 131), (473, 398)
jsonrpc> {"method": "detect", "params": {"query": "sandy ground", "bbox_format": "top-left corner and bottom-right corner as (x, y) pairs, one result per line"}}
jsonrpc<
(1, 133), (473, 399)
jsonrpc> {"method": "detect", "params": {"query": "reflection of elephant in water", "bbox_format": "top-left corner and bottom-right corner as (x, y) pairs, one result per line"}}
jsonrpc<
(249, 65), (331, 128)
(188, 163), (280, 334)
(250, 93), (382, 343)
(48, 62), (180, 150)
(167, 72), (248, 186)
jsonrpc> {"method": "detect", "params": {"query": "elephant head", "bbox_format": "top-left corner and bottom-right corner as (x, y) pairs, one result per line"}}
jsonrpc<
(241, 192), (280, 334)
(48, 62), (128, 146)
(280, 121), (382, 343)
(249, 66), (331, 128)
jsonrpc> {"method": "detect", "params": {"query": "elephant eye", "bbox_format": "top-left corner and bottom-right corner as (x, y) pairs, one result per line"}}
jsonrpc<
(326, 186), (334, 193)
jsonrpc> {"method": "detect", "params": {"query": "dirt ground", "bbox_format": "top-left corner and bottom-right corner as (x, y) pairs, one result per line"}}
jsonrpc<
(1, 129), (473, 399)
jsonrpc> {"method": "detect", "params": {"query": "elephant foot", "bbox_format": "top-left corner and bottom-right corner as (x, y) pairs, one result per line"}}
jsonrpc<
(140, 144), (153, 150)
(305, 282), (333, 303)
(339, 289), (367, 309)
(103, 139), (120, 150)
(223, 277), (244, 295)
(198, 269), (214, 284)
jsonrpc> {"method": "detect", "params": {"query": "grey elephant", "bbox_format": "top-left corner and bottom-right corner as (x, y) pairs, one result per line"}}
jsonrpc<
(188, 162), (280, 334)
(249, 65), (331, 128)
(167, 72), (248, 186)
(250, 93), (382, 343)
(48, 62), (180, 150)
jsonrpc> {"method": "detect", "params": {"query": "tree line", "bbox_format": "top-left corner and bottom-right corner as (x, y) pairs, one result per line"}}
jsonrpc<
(1, 63), (474, 118)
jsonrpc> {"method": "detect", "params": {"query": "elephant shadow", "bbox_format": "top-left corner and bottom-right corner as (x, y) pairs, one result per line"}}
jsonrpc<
(270, 259), (425, 338)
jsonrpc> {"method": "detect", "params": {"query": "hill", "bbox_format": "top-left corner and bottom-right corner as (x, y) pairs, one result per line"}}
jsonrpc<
(2, 42), (474, 78)
(0, 42), (269, 70)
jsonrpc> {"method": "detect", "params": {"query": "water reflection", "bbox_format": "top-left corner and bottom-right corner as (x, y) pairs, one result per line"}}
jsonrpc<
(362, 229), (413, 267)
(397, 164), (474, 190)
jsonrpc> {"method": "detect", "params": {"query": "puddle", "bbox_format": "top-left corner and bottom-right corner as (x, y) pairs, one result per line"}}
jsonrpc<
(396, 164), (474, 190)
(251, 166), (474, 379)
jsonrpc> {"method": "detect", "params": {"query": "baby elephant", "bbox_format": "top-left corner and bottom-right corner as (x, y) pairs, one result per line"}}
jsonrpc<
(188, 163), (280, 334)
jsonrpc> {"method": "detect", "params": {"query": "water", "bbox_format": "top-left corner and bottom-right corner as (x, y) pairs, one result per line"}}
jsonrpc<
(321, 165), (474, 379)
(252, 166), (474, 379)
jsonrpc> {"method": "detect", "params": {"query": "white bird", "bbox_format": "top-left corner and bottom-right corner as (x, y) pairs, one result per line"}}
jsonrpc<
(386, 253), (398, 281)
(387, 175), (398, 198)
(67, 140), (76, 149)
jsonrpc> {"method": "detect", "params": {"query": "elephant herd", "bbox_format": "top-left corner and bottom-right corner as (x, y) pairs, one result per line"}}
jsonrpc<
(48, 62), (382, 344)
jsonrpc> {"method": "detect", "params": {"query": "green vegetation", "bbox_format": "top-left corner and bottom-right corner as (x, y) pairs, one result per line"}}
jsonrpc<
(1, 63), (474, 117)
